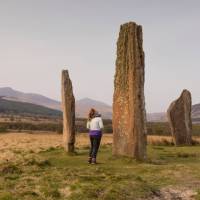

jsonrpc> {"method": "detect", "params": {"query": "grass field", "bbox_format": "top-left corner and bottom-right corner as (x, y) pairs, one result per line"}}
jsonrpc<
(0, 133), (200, 200)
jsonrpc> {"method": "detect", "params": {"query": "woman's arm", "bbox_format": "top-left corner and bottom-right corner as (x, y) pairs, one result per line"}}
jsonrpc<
(86, 121), (90, 129)
(99, 118), (104, 130)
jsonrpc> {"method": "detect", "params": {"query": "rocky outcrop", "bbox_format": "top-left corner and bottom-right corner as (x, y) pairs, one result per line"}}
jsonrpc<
(61, 70), (75, 152)
(113, 22), (147, 160)
(167, 89), (192, 145)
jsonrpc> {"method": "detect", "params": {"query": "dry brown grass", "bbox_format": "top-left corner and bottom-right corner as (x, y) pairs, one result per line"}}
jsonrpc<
(0, 132), (199, 164)
(148, 135), (200, 146)
(0, 132), (61, 164)
(148, 135), (174, 145)
(0, 132), (112, 164)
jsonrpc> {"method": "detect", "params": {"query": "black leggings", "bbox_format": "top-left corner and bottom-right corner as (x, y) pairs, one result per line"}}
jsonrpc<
(89, 135), (102, 158)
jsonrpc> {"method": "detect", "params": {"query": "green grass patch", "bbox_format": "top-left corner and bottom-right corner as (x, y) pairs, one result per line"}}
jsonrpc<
(1, 145), (200, 199)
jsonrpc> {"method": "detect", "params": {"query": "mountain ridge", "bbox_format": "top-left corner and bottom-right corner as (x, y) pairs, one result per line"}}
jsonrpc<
(0, 87), (61, 111)
(75, 98), (112, 119)
(1, 87), (200, 121)
(0, 87), (112, 119)
(0, 97), (62, 117)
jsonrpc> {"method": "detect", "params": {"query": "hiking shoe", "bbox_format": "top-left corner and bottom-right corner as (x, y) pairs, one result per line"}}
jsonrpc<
(91, 158), (97, 164)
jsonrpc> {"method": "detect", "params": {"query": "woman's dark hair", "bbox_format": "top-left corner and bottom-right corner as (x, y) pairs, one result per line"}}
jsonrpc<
(88, 108), (96, 121)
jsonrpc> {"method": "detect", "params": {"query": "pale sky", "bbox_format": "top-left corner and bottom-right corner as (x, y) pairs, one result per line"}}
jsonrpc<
(0, 0), (199, 113)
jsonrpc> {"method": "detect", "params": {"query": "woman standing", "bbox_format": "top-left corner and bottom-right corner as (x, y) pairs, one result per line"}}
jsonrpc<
(87, 108), (104, 164)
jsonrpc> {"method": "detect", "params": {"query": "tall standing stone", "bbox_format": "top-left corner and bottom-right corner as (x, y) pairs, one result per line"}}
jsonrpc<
(113, 22), (147, 160)
(61, 70), (75, 152)
(167, 89), (192, 145)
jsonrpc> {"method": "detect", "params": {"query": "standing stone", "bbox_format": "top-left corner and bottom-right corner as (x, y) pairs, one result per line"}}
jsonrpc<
(61, 70), (75, 152)
(167, 89), (192, 146)
(113, 22), (147, 160)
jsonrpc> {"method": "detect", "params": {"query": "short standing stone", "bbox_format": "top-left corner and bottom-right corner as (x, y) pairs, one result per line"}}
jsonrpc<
(167, 89), (192, 145)
(113, 22), (147, 160)
(61, 70), (75, 152)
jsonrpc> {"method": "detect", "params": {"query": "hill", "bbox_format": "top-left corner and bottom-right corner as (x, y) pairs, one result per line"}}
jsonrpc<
(1, 87), (200, 121)
(76, 98), (112, 119)
(0, 87), (113, 119)
(0, 97), (62, 117)
(147, 104), (200, 123)
(147, 112), (167, 122)
(0, 87), (61, 110)
(192, 103), (200, 120)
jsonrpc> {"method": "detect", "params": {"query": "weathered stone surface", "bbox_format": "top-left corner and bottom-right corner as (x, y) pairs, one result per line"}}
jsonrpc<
(113, 22), (147, 160)
(167, 89), (192, 146)
(61, 70), (75, 152)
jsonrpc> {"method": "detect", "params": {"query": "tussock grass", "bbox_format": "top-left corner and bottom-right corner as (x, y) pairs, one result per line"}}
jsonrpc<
(0, 164), (22, 175)
(24, 157), (51, 168)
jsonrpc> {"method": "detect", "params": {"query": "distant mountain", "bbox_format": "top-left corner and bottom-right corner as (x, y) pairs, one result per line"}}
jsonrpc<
(147, 112), (167, 122)
(147, 104), (200, 123)
(1, 87), (200, 121)
(0, 87), (112, 119)
(76, 98), (112, 119)
(192, 103), (200, 118)
(0, 87), (61, 111)
(0, 97), (62, 117)
(191, 103), (200, 123)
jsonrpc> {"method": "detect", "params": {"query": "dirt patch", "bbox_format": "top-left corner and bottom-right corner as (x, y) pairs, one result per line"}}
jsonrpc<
(148, 187), (197, 200)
